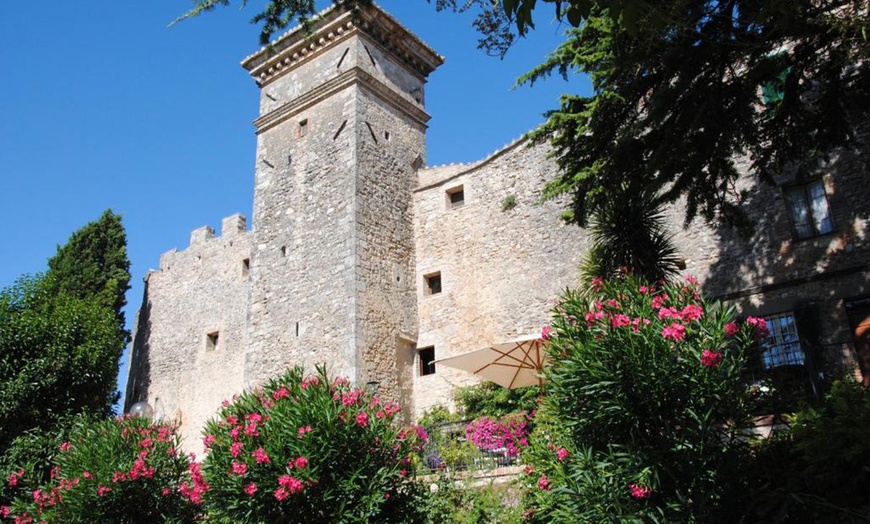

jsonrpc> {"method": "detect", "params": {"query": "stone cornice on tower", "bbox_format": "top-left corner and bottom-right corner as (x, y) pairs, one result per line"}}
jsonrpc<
(241, 3), (444, 87)
(252, 66), (433, 134)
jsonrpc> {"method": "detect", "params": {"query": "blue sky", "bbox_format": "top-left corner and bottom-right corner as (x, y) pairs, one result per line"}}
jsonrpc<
(0, 1), (590, 408)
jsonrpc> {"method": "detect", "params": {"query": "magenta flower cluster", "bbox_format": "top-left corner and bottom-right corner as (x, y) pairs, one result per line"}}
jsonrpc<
(465, 415), (529, 457)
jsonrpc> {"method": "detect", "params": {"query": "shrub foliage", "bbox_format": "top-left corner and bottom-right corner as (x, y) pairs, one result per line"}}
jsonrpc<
(1, 415), (198, 523)
(523, 274), (761, 522)
(202, 366), (427, 523)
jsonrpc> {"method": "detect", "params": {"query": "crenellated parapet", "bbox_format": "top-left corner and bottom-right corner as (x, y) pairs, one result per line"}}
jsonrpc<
(158, 214), (251, 272)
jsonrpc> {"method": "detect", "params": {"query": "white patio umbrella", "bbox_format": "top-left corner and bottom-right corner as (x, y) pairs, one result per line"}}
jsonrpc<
(433, 335), (549, 391)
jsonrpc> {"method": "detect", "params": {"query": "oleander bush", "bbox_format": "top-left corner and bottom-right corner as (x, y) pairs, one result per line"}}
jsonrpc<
(1, 415), (198, 523)
(201, 366), (427, 523)
(523, 274), (762, 523)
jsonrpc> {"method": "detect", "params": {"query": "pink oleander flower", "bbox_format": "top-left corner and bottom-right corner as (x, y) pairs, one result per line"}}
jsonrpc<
(746, 316), (770, 339)
(279, 475), (305, 494)
(639, 285), (649, 294)
(686, 275), (699, 285)
(244, 483), (257, 496)
(537, 474), (551, 491)
(203, 435), (216, 449)
(230, 442), (244, 458)
(298, 425), (312, 438)
(556, 447), (569, 462)
(59, 441), (72, 452)
(591, 276), (605, 290)
(651, 293), (669, 309)
(274, 487), (289, 501)
(611, 313), (631, 328)
(97, 486), (111, 497)
(680, 304), (704, 322)
(294, 456), (309, 469)
(1, 506), (10, 518)
(541, 326), (552, 340)
(701, 349), (723, 369)
(232, 462), (247, 476)
(82, 471), (93, 480)
(244, 423), (259, 437)
(162, 487), (171, 496)
(272, 387), (290, 400)
(657, 307), (680, 320)
(524, 464), (534, 475)
(724, 322), (739, 336)
(252, 447), (271, 464)
(629, 483), (651, 499)
(8, 470), (24, 487)
(661, 323), (686, 342)
(355, 412), (369, 427)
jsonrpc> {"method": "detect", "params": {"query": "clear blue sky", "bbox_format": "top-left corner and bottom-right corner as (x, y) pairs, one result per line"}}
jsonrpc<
(0, 1), (590, 409)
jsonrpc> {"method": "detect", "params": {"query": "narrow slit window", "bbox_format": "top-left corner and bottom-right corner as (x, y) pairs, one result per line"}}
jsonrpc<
(242, 258), (250, 277)
(425, 272), (442, 295)
(298, 119), (308, 137)
(418, 347), (436, 376)
(206, 332), (220, 352)
(446, 185), (464, 207)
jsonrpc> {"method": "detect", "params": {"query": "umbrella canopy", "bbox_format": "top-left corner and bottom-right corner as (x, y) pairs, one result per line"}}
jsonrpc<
(433, 335), (549, 390)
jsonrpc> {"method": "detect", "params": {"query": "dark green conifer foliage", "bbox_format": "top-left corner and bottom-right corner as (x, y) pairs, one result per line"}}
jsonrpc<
(46, 209), (130, 338)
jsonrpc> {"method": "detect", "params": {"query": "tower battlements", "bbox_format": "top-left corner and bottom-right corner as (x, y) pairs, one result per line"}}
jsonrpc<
(157, 214), (250, 272)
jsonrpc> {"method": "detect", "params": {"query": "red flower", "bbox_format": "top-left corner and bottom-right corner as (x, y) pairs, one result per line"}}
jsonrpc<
(724, 322), (739, 336)
(97, 486), (111, 497)
(232, 462), (247, 475)
(629, 483), (651, 499)
(244, 483), (257, 496)
(701, 349), (723, 369)
(556, 447), (569, 462)
(680, 304), (704, 322)
(59, 442), (72, 452)
(355, 412), (369, 427)
(251, 447), (271, 464)
(537, 474), (551, 491)
(274, 487), (289, 501)
(294, 456), (309, 469)
(661, 323), (686, 342)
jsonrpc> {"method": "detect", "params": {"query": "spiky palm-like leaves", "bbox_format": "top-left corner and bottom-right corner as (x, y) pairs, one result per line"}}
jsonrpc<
(580, 185), (681, 289)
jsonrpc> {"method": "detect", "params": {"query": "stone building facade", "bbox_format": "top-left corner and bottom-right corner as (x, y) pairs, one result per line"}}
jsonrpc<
(125, 3), (870, 449)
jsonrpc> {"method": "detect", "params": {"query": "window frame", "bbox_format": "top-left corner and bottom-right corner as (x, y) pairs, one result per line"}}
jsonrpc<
(783, 179), (834, 240)
(759, 312), (805, 369)
(418, 346), (436, 376)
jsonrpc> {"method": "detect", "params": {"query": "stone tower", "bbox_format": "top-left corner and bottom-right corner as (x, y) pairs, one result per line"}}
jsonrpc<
(239, 6), (443, 403)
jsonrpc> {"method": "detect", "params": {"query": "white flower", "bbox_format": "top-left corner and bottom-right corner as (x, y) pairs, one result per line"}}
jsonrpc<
(429, 483), (439, 494)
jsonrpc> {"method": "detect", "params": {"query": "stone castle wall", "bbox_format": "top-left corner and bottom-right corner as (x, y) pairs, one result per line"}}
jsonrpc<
(126, 214), (251, 449)
(412, 140), (586, 416)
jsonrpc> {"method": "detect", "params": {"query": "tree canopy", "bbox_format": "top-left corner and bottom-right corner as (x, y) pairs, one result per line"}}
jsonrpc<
(47, 209), (130, 336)
(523, 1), (869, 228)
(0, 210), (130, 475)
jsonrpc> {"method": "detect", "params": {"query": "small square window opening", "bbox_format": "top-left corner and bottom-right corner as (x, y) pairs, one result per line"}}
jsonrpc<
(425, 272), (442, 295)
(418, 347), (436, 376)
(785, 180), (834, 239)
(446, 185), (464, 207)
(206, 331), (220, 352)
